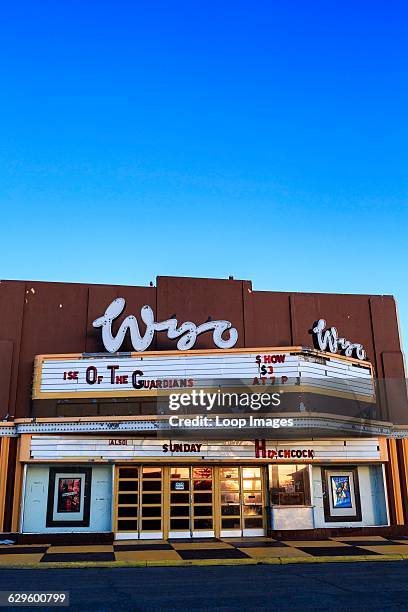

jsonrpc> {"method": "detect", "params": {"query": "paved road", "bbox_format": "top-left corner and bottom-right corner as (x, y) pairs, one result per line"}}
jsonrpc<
(0, 562), (408, 611)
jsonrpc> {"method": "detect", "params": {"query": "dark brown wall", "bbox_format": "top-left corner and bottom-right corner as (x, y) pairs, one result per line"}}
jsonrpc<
(0, 276), (405, 421)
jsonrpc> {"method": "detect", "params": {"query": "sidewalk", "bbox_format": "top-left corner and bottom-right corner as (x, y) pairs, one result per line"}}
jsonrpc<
(2, 536), (408, 568)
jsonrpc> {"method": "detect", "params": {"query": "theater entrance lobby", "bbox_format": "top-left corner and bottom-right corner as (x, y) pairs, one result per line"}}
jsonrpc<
(115, 465), (266, 540)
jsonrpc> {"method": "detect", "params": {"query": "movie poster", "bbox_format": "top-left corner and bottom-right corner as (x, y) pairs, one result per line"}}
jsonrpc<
(56, 477), (81, 513)
(330, 475), (352, 509)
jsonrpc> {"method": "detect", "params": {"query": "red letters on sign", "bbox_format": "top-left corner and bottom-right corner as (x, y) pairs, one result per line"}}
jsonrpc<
(255, 354), (286, 365)
(86, 366), (98, 385)
(254, 440), (315, 460)
(63, 371), (79, 381)
(107, 365), (119, 384)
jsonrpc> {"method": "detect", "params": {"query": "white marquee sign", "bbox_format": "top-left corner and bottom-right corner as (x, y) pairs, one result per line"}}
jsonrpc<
(91, 299), (368, 364)
(93, 298), (238, 352)
(312, 319), (366, 360)
(33, 348), (374, 400)
(29, 436), (382, 462)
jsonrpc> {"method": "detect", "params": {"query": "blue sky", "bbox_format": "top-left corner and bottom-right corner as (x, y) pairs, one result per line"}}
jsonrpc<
(0, 2), (407, 353)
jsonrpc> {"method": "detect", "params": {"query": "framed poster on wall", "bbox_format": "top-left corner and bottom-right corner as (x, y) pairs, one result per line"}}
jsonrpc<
(321, 467), (362, 522)
(46, 467), (92, 527)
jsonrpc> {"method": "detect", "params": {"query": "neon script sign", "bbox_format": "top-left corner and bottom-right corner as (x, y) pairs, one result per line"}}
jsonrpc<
(312, 319), (366, 360)
(93, 298), (239, 353)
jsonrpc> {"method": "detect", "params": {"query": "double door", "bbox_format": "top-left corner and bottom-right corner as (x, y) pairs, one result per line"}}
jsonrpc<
(169, 466), (214, 537)
(115, 465), (265, 539)
(116, 466), (163, 539)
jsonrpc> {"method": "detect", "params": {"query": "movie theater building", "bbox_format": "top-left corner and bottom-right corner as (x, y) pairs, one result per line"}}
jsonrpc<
(0, 276), (407, 540)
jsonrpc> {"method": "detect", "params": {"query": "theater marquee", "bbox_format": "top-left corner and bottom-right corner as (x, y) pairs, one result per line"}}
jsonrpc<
(27, 436), (383, 462)
(32, 347), (374, 401)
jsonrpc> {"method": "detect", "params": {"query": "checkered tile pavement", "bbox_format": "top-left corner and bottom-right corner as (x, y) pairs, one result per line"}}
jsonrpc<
(2, 536), (408, 565)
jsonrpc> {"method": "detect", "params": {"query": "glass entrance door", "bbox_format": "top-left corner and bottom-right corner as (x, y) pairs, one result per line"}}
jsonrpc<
(115, 465), (265, 539)
(115, 466), (163, 539)
(219, 466), (265, 537)
(169, 466), (214, 538)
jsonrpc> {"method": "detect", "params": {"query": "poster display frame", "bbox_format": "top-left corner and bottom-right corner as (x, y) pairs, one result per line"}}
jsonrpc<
(46, 467), (92, 527)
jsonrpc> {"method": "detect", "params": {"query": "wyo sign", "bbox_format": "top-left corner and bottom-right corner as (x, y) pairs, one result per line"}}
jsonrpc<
(93, 298), (239, 353)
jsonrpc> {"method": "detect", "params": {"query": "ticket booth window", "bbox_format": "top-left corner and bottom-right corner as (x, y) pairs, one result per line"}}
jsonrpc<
(269, 465), (311, 506)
